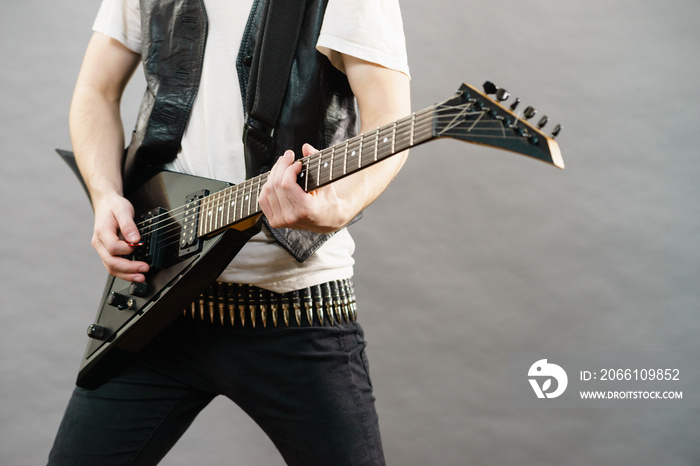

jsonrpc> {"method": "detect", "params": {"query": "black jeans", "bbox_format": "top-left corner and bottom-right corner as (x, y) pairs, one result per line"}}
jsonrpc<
(48, 315), (384, 465)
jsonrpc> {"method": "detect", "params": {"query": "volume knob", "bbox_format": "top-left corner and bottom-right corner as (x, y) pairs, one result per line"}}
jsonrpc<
(107, 292), (134, 310)
(129, 282), (149, 298)
(87, 324), (106, 340)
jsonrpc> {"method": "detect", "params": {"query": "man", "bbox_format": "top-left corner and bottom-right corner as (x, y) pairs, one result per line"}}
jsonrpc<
(49, 0), (410, 464)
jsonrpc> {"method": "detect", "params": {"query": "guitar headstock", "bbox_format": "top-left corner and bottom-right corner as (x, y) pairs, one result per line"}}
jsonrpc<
(433, 82), (565, 169)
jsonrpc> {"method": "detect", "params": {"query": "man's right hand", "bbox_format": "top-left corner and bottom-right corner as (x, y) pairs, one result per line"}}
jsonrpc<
(91, 193), (149, 283)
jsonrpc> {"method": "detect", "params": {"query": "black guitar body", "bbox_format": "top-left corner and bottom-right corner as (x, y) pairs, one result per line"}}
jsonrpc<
(58, 150), (260, 389)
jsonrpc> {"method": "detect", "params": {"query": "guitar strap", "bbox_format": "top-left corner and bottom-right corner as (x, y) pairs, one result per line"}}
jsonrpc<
(243, 0), (307, 177)
(243, 0), (339, 263)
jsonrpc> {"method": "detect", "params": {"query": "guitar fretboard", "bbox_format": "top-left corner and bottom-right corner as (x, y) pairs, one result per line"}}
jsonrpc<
(197, 107), (436, 237)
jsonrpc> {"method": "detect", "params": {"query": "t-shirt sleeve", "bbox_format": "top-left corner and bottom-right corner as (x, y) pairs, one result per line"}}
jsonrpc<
(317, 0), (410, 78)
(92, 0), (142, 54)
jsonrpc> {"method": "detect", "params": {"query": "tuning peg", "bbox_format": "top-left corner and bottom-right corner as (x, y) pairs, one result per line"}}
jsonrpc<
(523, 106), (537, 119)
(483, 81), (511, 102)
(551, 124), (562, 138)
(537, 115), (549, 129)
(483, 81), (498, 95)
(509, 98), (520, 111)
(495, 88), (510, 101)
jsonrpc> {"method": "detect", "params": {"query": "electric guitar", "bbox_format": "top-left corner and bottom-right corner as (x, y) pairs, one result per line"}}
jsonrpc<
(58, 81), (565, 389)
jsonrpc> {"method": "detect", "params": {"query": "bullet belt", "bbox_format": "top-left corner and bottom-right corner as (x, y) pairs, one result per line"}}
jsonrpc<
(184, 279), (357, 328)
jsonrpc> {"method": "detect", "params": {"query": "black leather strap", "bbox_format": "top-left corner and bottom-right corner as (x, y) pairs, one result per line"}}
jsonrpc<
(242, 0), (343, 263)
(244, 0), (307, 177)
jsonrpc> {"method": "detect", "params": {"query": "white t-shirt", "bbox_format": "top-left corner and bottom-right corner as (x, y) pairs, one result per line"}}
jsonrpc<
(93, 0), (409, 293)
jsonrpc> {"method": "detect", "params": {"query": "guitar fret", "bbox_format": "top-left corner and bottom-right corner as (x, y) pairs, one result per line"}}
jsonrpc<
(203, 196), (209, 234)
(332, 144), (343, 180)
(197, 198), (205, 236)
(210, 191), (217, 231)
(301, 155), (311, 191)
(316, 152), (326, 188)
(309, 156), (323, 191)
(225, 187), (232, 226)
(395, 120), (406, 153)
(343, 140), (348, 175)
(212, 193), (219, 231)
(249, 180), (256, 217)
(358, 134), (363, 169)
(410, 113), (415, 147)
(216, 191), (224, 230)
(301, 158), (308, 191)
(349, 141), (358, 171)
(328, 146), (334, 182)
(204, 196), (213, 233)
(215, 192), (221, 230)
(253, 178), (262, 214)
(229, 185), (238, 223)
(211, 193), (219, 231)
(316, 152), (322, 189)
(319, 149), (338, 185)
(250, 181), (255, 217)
(197, 197), (206, 237)
(210, 192), (217, 231)
(405, 117), (415, 146)
(230, 186), (237, 223)
(374, 129), (379, 162)
(239, 183), (245, 220)
(236, 184), (243, 220)
(245, 181), (252, 217)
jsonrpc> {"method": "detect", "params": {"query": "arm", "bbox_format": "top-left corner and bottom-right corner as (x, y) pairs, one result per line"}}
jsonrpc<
(258, 54), (411, 232)
(70, 32), (148, 282)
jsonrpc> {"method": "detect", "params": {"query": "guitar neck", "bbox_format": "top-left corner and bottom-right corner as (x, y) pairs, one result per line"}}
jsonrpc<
(195, 80), (565, 238)
(197, 107), (436, 237)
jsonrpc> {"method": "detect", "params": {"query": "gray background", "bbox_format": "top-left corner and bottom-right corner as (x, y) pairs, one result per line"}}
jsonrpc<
(2, 0), (699, 464)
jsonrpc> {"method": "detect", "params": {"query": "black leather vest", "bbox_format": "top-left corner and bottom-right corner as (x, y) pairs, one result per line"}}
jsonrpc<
(125, 0), (359, 261)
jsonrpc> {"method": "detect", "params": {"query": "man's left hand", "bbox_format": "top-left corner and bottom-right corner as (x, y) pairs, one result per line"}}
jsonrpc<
(259, 143), (351, 233)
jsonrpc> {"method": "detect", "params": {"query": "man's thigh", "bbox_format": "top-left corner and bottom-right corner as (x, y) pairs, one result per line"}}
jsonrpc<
(48, 320), (216, 466)
(206, 321), (385, 465)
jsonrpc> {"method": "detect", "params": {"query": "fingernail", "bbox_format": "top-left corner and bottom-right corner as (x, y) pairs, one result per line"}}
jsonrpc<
(127, 232), (139, 242)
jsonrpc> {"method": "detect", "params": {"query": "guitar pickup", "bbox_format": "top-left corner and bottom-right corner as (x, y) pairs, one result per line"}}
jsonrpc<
(179, 189), (208, 257)
(131, 207), (167, 269)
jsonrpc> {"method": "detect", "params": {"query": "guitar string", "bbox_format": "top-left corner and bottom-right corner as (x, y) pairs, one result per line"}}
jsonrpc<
(130, 103), (518, 235)
(132, 110), (537, 251)
(129, 101), (523, 233)
(133, 104), (435, 226)
(129, 119), (438, 252)
(130, 107), (436, 236)
(130, 109), (537, 254)
(129, 105), (543, 253)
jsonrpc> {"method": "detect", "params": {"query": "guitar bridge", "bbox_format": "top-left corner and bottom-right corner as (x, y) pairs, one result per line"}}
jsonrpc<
(179, 189), (208, 257)
(131, 207), (167, 269)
